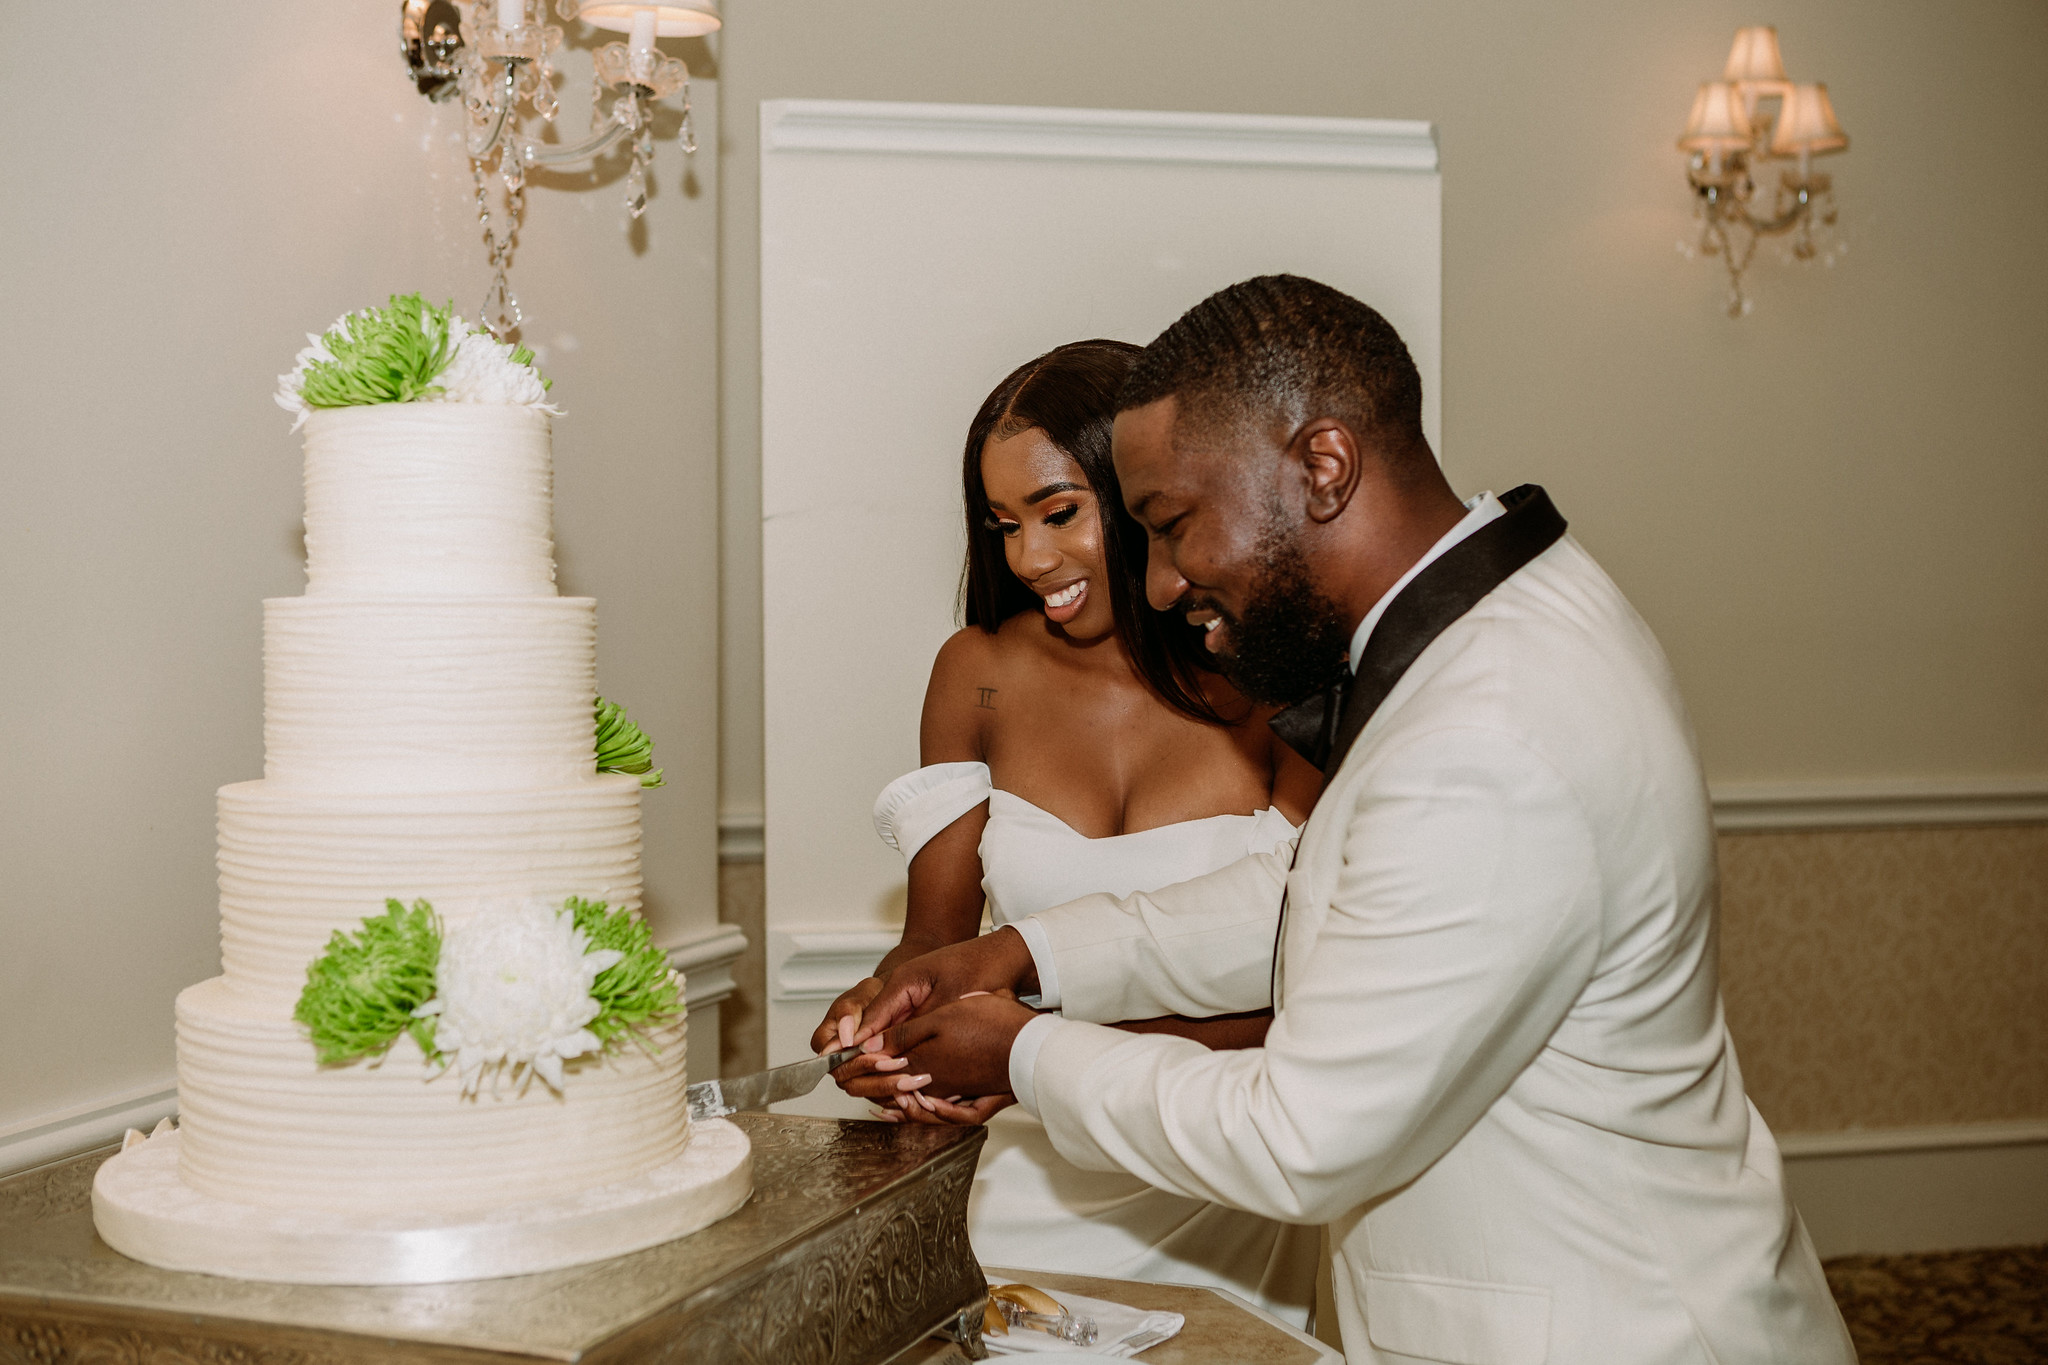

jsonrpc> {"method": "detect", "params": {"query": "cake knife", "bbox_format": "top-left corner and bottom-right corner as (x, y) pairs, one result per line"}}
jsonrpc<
(686, 1047), (865, 1121)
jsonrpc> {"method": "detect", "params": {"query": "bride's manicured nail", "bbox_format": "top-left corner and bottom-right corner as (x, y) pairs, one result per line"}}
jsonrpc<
(896, 1074), (932, 1091)
(872, 1055), (908, 1071)
(839, 1016), (855, 1049)
(861, 1035), (886, 1053)
(915, 1092), (939, 1112)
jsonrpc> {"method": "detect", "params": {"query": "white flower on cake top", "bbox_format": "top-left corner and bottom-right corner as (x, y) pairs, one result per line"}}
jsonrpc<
(415, 897), (625, 1095)
(274, 292), (558, 431)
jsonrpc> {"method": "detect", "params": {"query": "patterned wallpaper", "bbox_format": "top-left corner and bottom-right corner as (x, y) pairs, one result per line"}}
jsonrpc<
(1718, 825), (2048, 1135)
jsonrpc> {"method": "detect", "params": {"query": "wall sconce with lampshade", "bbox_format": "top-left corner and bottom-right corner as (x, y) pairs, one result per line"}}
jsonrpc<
(400, 0), (718, 338)
(1678, 26), (1849, 317)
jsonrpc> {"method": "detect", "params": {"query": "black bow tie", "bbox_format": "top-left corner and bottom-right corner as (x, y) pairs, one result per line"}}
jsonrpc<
(1269, 672), (1350, 773)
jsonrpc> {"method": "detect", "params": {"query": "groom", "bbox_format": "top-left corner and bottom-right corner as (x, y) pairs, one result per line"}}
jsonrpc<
(854, 276), (1854, 1363)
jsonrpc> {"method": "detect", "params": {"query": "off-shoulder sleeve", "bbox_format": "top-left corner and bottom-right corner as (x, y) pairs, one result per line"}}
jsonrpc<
(1244, 806), (1302, 859)
(872, 762), (993, 867)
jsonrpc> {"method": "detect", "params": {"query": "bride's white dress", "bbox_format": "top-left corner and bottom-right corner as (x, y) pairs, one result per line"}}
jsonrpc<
(874, 761), (1320, 1326)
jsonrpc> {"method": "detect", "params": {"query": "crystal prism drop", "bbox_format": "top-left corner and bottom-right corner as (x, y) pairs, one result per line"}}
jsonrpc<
(625, 160), (648, 218)
(481, 270), (521, 340)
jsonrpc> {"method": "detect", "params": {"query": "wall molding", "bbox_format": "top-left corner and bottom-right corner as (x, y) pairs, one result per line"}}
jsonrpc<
(665, 921), (750, 1010)
(769, 928), (900, 1002)
(1776, 1117), (2048, 1159)
(1710, 775), (2048, 832)
(762, 99), (1439, 172)
(718, 808), (764, 864)
(723, 778), (2047, 862)
(1, 1081), (179, 1178)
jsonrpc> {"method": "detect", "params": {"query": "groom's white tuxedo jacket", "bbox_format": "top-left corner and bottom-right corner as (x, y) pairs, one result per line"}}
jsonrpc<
(1013, 532), (1853, 1365)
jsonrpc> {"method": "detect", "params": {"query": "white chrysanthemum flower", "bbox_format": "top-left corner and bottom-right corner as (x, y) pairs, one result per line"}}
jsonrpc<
(431, 326), (561, 412)
(273, 330), (336, 432)
(413, 898), (624, 1095)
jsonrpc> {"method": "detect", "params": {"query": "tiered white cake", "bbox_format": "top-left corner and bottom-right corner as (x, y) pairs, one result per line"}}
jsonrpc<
(92, 403), (750, 1284)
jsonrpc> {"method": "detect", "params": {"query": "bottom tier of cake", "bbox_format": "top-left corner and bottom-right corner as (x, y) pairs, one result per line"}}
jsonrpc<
(173, 976), (690, 1215)
(93, 1119), (752, 1285)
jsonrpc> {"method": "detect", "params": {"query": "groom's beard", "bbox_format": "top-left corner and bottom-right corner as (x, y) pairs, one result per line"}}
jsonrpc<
(1208, 519), (1352, 707)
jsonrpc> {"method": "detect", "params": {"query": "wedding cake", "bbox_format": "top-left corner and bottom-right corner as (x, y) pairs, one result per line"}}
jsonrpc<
(92, 298), (750, 1284)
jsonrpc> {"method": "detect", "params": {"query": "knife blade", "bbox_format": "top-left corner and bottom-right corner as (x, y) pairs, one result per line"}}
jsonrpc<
(686, 1047), (864, 1121)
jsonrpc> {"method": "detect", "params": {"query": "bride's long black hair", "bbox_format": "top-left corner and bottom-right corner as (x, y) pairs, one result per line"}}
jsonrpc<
(959, 339), (1231, 726)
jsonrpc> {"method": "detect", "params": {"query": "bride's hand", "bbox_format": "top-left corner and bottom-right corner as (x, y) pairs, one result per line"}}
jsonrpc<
(814, 977), (938, 1101)
(812, 976), (884, 1056)
(881, 1092), (1015, 1127)
(853, 927), (1039, 1043)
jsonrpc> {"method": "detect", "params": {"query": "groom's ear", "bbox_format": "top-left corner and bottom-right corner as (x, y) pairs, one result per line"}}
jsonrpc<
(1291, 418), (1365, 525)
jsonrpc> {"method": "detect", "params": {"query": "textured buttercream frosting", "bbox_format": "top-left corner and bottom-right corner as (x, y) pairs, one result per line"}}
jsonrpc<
(302, 405), (556, 597)
(164, 402), (692, 1227)
(215, 775), (645, 1002)
(262, 595), (599, 791)
(175, 977), (689, 1215)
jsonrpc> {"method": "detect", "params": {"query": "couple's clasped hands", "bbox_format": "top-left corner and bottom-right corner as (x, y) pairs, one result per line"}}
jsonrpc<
(809, 927), (1043, 1126)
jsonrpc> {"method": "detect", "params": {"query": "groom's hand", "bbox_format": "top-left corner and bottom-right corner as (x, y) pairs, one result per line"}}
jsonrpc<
(853, 926), (1039, 1043)
(879, 993), (1038, 1100)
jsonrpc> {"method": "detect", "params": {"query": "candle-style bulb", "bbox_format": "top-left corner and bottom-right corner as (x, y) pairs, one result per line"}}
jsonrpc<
(629, 8), (657, 57)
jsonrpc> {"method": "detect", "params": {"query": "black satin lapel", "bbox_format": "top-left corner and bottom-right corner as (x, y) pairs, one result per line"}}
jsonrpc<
(1321, 485), (1567, 776)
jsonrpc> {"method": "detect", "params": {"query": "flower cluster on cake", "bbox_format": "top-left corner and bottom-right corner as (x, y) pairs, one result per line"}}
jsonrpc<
(90, 294), (750, 1286)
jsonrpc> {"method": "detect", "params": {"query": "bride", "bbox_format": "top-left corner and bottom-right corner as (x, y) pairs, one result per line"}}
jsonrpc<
(811, 339), (1322, 1324)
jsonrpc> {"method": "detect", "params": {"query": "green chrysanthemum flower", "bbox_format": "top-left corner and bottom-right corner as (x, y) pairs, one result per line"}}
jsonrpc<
(564, 897), (683, 1049)
(298, 294), (457, 409)
(595, 696), (664, 788)
(294, 898), (443, 1065)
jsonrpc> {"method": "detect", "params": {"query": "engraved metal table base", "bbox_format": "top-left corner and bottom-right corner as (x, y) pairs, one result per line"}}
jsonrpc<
(0, 1113), (986, 1365)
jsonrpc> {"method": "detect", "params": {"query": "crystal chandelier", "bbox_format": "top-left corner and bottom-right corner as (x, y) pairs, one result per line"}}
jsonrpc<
(1677, 26), (1849, 318)
(400, 0), (719, 339)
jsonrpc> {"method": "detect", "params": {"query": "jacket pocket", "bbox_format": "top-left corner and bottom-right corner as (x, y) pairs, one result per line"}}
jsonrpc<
(1363, 1270), (1550, 1365)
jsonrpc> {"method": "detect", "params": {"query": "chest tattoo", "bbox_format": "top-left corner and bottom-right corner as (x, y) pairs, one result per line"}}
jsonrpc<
(976, 687), (998, 710)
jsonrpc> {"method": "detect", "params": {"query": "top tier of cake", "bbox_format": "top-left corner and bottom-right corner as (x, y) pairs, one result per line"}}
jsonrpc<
(303, 404), (556, 597)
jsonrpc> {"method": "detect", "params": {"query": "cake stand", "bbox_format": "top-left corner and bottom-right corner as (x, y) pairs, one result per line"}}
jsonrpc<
(1, 1113), (989, 1364)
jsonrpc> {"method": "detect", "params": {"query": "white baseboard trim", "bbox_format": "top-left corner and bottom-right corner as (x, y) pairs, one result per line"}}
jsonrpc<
(1781, 1122), (2048, 1258)
(768, 928), (900, 1001)
(665, 922), (750, 1010)
(1, 1081), (180, 1178)
(1711, 776), (2048, 831)
(718, 809), (764, 864)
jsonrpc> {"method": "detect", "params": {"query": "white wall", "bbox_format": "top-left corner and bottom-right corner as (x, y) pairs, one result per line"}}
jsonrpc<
(714, 0), (2048, 834)
(0, 4), (723, 1161)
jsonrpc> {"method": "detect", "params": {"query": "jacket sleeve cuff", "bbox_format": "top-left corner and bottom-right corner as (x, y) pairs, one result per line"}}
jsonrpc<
(1013, 916), (1062, 1011)
(1007, 1012), (1064, 1116)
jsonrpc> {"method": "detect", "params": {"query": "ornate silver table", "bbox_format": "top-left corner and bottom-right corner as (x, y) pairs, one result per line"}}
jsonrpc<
(0, 1113), (987, 1364)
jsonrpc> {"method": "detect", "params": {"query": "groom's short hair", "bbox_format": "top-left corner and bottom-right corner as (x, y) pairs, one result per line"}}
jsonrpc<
(1121, 275), (1428, 472)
